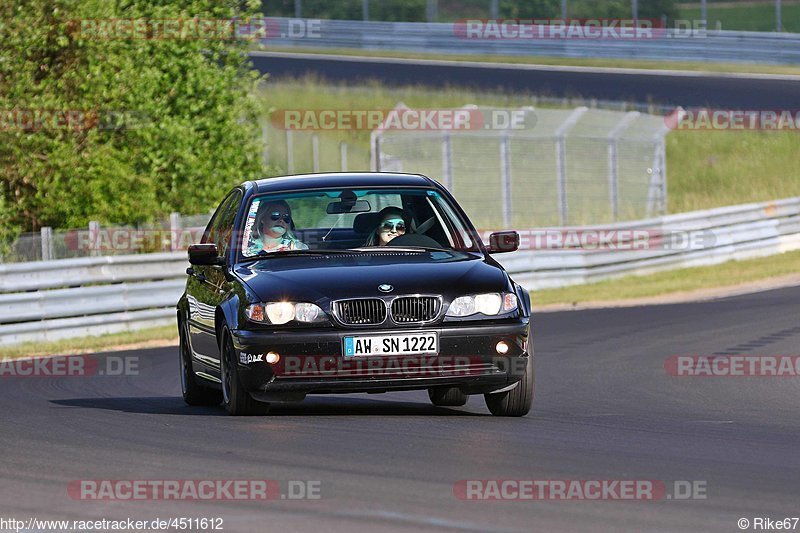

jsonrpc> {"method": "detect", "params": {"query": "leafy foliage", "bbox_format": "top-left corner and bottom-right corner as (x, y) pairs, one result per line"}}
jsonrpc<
(0, 0), (265, 240)
(261, 0), (426, 21)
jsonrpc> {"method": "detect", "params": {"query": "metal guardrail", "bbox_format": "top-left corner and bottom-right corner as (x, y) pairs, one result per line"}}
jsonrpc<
(0, 253), (187, 292)
(1, 197), (799, 347)
(0, 280), (185, 323)
(499, 197), (800, 289)
(0, 254), (186, 347)
(264, 18), (800, 65)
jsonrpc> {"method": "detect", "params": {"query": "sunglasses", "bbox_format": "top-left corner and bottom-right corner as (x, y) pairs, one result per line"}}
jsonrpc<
(380, 219), (406, 233)
(267, 212), (291, 223)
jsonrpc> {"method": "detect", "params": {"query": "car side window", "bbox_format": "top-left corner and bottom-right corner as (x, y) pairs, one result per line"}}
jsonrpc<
(202, 190), (242, 256)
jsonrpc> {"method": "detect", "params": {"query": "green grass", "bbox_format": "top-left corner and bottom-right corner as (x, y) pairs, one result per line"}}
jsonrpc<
(256, 46), (800, 77)
(533, 249), (800, 307)
(0, 325), (177, 359)
(667, 129), (800, 213)
(679, 3), (800, 33)
(260, 78), (800, 216)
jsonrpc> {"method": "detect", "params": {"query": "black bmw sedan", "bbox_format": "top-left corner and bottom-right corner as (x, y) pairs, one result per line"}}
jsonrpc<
(178, 172), (533, 416)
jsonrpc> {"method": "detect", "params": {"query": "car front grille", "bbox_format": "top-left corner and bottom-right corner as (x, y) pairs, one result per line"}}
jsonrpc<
(335, 299), (387, 325)
(391, 296), (440, 323)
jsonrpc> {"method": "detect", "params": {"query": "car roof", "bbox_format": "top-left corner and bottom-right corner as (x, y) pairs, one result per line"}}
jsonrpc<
(251, 172), (436, 194)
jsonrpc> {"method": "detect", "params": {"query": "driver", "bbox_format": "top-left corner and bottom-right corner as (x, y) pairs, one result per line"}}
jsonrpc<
(366, 207), (411, 246)
(248, 200), (308, 254)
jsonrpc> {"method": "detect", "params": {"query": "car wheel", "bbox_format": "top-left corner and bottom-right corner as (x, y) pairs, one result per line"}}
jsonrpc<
(220, 327), (270, 416)
(428, 387), (468, 407)
(179, 319), (222, 406)
(484, 353), (534, 417)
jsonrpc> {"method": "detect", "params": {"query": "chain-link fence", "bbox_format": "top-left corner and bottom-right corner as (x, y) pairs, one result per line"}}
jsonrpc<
(260, 119), (371, 175)
(0, 213), (213, 264)
(2, 104), (671, 263)
(371, 106), (670, 229)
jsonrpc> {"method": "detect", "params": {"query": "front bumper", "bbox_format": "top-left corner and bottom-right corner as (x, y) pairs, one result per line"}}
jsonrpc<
(231, 320), (530, 396)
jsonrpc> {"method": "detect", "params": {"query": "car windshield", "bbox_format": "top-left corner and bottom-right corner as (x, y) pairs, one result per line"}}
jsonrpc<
(238, 187), (480, 260)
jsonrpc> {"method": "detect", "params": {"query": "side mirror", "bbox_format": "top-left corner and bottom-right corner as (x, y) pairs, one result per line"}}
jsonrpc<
(488, 231), (520, 254)
(188, 243), (223, 266)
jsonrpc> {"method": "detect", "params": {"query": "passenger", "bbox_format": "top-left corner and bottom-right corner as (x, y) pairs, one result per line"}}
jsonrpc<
(366, 207), (409, 246)
(248, 200), (308, 254)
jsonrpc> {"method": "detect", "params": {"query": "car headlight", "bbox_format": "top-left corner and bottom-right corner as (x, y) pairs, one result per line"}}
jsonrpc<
(246, 302), (327, 325)
(446, 292), (518, 317)
(294, 302), (323, 323)
(266, 302), (295, 324)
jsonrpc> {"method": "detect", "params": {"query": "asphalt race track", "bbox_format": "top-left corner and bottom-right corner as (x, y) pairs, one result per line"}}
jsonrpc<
(251, 51), (800, 109)
(2, 285), (799, 532)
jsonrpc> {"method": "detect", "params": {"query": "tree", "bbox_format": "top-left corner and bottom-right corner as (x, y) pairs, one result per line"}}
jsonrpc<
(563, 0), (678, 20)
(499, 0), (560, 19)
(0, 0), (265, 240)
(639, 0), (679, 21)
(261, 0), (429, 21)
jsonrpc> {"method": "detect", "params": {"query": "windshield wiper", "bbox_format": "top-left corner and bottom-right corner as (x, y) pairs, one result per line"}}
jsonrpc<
(238, 249), (364, 262)
(350, 246), (453, 253)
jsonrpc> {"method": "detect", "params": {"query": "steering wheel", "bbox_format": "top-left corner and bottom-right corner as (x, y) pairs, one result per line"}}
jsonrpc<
(388, 233), (443, 248)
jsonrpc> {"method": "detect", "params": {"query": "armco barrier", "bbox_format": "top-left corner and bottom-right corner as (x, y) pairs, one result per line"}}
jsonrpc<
(500, 197), (800, 289)
(0, 252), (187, 292)
(260, 19), (800, 65)
(1, 197), (799, 346)
(0, 254), (186, 347)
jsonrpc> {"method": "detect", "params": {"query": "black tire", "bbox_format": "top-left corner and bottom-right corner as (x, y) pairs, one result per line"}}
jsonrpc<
(428, 387), (468, 407)
(179, 319), (222, 406)
(484, 353), (534, 417)
(220, 327), (270, 416)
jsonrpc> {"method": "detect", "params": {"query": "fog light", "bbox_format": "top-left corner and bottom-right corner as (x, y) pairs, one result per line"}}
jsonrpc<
(495, 341), (509, 355)
(265, 351), (281, 364)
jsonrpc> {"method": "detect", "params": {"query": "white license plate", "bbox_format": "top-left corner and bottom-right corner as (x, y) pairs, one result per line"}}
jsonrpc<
(343, 332), (439, 357)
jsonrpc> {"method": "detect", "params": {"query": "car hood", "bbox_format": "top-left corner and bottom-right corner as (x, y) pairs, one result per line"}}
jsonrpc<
(234, 250), (508, 303)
